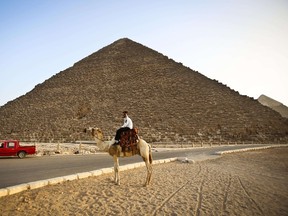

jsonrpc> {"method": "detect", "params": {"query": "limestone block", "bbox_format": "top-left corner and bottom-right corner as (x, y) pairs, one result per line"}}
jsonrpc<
(7, 184), (29, 195)
(63, 174), (78, 181)
(0, 188), (8, 197)
(77, 172), (92, 179)
(29, 180), (49, 190)
(48, 177), (64, 185)
(100, 168), (113, 174)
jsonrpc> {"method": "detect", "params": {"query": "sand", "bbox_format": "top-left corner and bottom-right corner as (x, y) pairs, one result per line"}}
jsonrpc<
(0, 147), (287, 216)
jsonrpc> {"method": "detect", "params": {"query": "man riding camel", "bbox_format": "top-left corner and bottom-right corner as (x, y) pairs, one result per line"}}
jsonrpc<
(113, 111), (133, 145)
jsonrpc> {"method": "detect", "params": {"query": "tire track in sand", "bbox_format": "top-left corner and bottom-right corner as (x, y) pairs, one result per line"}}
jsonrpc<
(152, 163), (202, 216)
(237, 176), (264, 215)
(194, 164), (208, 216)
(220, 174), (232, 215)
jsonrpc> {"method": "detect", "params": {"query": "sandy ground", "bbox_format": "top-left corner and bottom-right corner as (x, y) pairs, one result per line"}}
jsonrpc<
(0, 147), (287, 216)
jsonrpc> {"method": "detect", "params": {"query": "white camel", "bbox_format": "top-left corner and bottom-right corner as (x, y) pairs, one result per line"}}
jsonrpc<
(85, 127), (153, 186)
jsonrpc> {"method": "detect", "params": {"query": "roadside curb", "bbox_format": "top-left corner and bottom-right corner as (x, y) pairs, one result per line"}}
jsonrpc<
(1, 145), (287, 198)
(0, 158), (177, 198)
(214, 144), (287, 155)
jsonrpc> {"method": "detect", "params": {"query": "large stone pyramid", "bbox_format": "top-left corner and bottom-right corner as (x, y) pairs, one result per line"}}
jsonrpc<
(258, 95), (288, 118)
(1, 38), (287, 143)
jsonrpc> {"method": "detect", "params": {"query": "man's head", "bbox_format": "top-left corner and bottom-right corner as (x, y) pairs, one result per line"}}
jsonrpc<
(123, 111), (128, 118)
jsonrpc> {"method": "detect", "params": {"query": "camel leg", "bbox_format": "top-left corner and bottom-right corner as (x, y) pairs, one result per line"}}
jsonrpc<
(139, 141), (153, 186)
(143, 156), (152, 187)
(113, 156), (120, 185)
(147, 152), (153, 184)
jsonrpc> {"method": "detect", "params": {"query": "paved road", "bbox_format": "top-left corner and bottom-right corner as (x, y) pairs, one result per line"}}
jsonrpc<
(0, 144), (269, 188)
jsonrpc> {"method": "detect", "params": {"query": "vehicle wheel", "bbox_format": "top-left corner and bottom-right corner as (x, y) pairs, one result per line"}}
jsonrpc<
(18, 151), (26, 159)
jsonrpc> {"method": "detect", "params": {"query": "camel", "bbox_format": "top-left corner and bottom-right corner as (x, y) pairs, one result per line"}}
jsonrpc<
(84, 127), (153, 186)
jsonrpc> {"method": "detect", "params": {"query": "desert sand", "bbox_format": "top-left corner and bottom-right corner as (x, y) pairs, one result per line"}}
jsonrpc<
(0, 147), (287, 216)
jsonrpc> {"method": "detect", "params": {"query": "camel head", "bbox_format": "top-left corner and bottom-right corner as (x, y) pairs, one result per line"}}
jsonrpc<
(84, 127), (104, 140)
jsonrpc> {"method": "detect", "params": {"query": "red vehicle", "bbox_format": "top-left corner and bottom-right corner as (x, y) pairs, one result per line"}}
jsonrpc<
(0, 140), (36, 158)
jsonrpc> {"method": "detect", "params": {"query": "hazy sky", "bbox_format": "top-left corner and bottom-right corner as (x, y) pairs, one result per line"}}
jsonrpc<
(1, 0), (287, 107)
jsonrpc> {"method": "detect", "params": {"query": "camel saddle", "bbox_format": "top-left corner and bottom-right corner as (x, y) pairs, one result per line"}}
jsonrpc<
(119, 128), (139, 153)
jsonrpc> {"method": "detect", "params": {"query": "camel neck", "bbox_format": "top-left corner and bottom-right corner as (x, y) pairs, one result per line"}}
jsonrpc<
(94, 138), (110, 152)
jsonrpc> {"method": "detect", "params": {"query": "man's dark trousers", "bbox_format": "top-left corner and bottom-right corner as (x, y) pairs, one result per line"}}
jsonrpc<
(115, 127), (130, 142)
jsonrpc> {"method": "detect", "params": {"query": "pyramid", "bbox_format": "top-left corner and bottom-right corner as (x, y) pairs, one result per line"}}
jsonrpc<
(258, 95), (288, 118)
(1, 38), (287, 143)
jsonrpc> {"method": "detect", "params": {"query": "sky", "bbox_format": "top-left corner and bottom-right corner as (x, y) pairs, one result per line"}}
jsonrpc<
(0, 0), (287, 107)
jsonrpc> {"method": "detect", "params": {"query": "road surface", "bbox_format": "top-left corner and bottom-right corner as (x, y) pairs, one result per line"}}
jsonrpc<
(0, 144), (269, 188)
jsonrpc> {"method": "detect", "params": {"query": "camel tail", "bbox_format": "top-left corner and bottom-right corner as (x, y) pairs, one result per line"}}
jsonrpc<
(148, 144), (153, 164)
